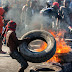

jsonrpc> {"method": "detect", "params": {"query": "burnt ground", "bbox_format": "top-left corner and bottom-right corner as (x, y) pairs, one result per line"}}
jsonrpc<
(0, 45), (42, 72)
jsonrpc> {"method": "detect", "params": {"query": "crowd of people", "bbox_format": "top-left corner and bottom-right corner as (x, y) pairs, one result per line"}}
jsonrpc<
(21, 0), (72, 32)
(0, 0), (72, 72)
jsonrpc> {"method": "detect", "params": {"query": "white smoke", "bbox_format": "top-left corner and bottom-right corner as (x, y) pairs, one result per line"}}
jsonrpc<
(39, 0), (47, 6)
(4, 0), (55, 38)
(18, 13), (53, 37)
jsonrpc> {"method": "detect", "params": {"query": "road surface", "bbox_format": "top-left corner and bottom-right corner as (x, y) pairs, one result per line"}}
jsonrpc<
(0, 45), (42, 72)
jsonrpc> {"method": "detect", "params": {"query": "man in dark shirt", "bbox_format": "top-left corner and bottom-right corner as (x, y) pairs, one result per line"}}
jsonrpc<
(59, 0), (72, 31)
(6, 20), (29, 72)
(40, 2), (60, 31)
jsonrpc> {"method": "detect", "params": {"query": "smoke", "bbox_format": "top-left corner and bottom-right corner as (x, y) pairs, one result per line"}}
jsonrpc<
(4, 0), (48, 38)
(30, 14), (52, 30)
(17, 13), (53, 37)
(39, 0), (47, 6)
(4, 0), (26, 37)
(4, 0), (57, 38)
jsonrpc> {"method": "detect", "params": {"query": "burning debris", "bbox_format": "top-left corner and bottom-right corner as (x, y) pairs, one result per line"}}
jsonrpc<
(29, 29), (72, 72)
(35, 29), (71, 63)
(48, 29), (71, 63)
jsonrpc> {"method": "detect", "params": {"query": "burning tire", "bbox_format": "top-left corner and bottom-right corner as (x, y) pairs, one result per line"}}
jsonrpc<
(19, 30), (56, 63)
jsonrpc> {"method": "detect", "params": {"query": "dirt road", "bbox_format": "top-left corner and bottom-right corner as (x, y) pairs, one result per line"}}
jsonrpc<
(0, 45), (42, 72)
(0, 45), (20, 72)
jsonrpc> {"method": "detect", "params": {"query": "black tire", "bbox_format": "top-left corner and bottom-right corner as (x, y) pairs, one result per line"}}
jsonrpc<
(19, 30), (56, 63)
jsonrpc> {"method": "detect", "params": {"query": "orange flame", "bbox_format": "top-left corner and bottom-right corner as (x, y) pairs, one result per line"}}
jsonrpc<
(48, 30), (71, 63)
(36, 29), (71, 63)
(50, 30), (71, 54)
(36, 42), (47, 52)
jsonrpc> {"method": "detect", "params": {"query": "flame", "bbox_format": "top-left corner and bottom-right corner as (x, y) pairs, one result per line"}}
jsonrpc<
(48, 29), (71, 63)
(49, 30), (71, 54)
(36, 29), (71, 63)
(36, 42), (47, 52)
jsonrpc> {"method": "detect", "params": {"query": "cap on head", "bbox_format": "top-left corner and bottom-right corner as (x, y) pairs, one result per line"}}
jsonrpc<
(52, 2), (59, 8)
(7, 20), (16, 31)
